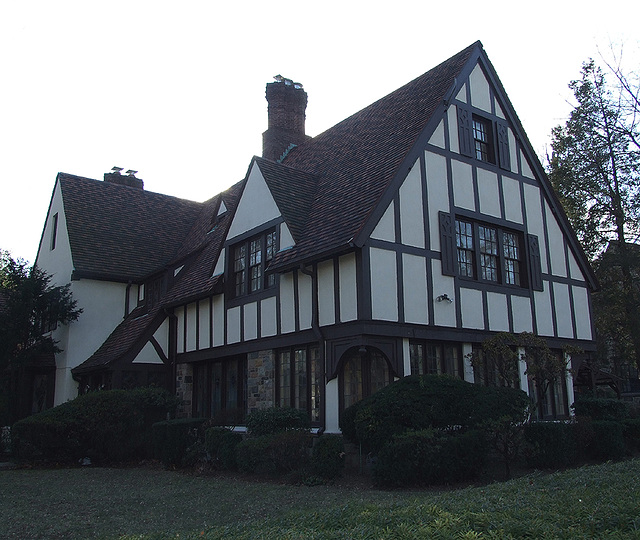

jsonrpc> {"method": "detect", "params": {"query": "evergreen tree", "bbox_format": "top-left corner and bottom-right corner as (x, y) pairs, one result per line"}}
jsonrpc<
(0, 251), (82, 423)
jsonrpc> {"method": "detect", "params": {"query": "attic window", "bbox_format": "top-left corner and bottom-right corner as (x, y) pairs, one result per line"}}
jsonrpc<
(457, 105), (511, 170)
(50, 213), (58, 251)
(472, 116), (494, 163)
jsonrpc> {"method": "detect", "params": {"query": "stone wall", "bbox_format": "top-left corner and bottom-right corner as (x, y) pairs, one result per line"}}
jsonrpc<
(247, 349), (275, 413)
(175, 362), (193, 418)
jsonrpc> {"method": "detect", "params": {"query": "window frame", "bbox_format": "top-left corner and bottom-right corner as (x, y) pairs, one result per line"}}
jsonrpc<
(192, 356), (246, 423)
(230, 228), (277, 298)
(457, 104), (511, 171)
(454, 218), (525, 288)
(409, 341), (464, 379)
(276, 344), (322, 425)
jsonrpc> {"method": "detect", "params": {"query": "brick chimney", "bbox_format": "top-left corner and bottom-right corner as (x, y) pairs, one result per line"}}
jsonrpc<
(103, 167), (144, 190)
(262, 76), (310, 161)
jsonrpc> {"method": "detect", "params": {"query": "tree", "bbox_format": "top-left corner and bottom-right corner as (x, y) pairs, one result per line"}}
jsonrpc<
(547, 59), (640, 376)
(0, 251), (82, 424)
(470, 332), (568, 419)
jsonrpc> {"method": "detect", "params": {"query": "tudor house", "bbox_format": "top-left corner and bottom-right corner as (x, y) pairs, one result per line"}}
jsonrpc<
(35, 41), (597, 430)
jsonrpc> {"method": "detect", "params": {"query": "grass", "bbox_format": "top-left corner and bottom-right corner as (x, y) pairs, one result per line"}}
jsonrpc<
(2, 459), (640, 539)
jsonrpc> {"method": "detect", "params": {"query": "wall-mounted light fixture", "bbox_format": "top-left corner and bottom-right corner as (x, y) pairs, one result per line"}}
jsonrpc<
(358, 345), (367, 354)
(435, 293), (453, 304)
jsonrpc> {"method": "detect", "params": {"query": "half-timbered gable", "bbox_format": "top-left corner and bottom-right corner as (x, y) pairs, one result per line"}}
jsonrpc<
(35, 41), (598, 429)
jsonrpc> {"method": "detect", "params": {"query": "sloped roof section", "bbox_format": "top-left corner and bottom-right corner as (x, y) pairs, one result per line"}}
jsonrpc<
(59, 173), (204, 282)
(72, 304), (164, 374)
(270, 42), (479, 268)
(254, 157), (319, 242)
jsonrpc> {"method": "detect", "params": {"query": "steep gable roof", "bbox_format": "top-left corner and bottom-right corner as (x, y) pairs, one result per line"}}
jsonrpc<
(269, 42), (478, 268)
(58, 173), (204, 282)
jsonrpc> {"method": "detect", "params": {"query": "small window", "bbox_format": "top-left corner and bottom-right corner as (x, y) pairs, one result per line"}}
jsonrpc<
(50, 213), (58, 251)
(472, 116), (495, 163)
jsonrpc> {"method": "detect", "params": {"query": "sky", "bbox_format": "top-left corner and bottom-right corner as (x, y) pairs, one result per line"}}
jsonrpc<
(1, 0), (638, 264)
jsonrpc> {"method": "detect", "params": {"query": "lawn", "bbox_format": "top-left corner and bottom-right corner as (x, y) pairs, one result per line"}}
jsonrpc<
(2, 459), (640, 539)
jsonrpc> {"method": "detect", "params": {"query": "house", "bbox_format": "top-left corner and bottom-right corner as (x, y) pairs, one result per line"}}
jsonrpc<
(35, 41), (597, 430)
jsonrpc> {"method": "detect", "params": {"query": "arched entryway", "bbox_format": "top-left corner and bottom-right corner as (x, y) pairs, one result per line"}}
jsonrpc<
(338, 346), (392, 413)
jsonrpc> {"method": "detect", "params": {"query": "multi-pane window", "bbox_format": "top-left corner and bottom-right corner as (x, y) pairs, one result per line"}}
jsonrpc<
(340, 348), (390, 412)
(503, 232), (521, 285)
(478, 225), (498, 281)
(454, 219), (523, 287)
(456, 220), (474, 277)
(473, 116), (494, 163)
(410, 341), (463, 379)
(277, 345), (322, 423)
(193, 357), (245, 423)
(232, 229), (276, 297)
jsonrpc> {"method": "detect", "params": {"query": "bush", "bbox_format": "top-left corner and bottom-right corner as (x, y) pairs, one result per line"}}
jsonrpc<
(311, 434), (345, 479)
(341, 375), (530, 453)
(523, 422), (577, 469)
(12, 387), (179, 463)
(245, 407), (310, 437)
(236, 430), (310, 475)
(585, 420), (626, 461)
(623, 418), (640, 452)
(573, 397), (629, 421)
(151, 418), (207, 466)
(204, 427), (243, 470)
(372, 429), (486, 487)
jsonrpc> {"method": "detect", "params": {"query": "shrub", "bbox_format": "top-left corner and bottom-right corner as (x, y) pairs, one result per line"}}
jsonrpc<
(12, 387), (179, 463)
(572, 397), (629, 421)
(342, 375), (530, 453)
(372, 429), (486, 487)
(311, 434), (345, 479)
(523, 422), (577, 469)
(585, 420), (626, 461)
(623, 418), (640, 452)
(245, 407), (310, 437)
(205, 427), (243, 470)
(151, 418), (207, 466)
(236, 430), (310, 475)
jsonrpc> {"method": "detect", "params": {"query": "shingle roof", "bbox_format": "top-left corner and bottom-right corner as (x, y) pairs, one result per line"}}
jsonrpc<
(72, 180), (244, 372)
(269, 41), (478, 268)
(72, 304), (164, 373)
(59, 173), (204, 282)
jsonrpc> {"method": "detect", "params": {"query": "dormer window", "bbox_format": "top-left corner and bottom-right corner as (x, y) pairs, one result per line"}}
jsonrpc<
(457, 105), (511, 170)
(232, 229), (276, 297)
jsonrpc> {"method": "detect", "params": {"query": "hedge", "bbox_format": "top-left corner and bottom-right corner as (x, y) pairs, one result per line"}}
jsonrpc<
(311, 434), (345, 479)
(12, 387), (179, 463)
(244, 407), (310, 437)
(204, 427), (243, 470)
(236, 430), (311, 475)
(523, 422), (577, 469)
(372, 429), (486, 487)
(572, 397), (629, 421)
(151, 418), (207, 466)
(341, 375), (530, 453)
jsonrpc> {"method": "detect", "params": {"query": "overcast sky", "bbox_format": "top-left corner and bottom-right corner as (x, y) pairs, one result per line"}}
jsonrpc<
(1, 0), (638, 263)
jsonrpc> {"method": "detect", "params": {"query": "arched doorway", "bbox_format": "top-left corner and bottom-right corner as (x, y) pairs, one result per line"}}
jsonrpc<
(339, 346), (392, 412)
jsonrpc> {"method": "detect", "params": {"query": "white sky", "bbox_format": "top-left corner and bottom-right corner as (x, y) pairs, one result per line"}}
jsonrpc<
(1, 0), (638, 263)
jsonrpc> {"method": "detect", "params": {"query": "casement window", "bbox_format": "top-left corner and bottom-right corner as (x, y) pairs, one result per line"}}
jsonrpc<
(453, 219), (523, 286)
(277, 344), (322, 423)
(409, 341), (463, 379)
(232, 229), (276, 297)
(193, 356), (245, 423)
(457, 105), (511, 170)
(440, 211), (542, 290)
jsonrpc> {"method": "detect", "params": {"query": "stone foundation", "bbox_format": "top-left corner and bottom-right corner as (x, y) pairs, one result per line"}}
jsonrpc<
(175, 362), (193, 418)
(247, 349), (275, 413)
